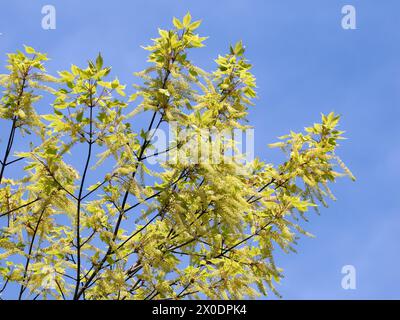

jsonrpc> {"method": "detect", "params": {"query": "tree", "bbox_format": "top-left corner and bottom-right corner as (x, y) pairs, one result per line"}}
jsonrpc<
(0, 13), (354, 300)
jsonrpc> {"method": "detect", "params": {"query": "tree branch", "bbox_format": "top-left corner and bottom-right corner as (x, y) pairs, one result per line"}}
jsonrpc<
(73, 87), (95, 299)
(18, 207), (46, 299)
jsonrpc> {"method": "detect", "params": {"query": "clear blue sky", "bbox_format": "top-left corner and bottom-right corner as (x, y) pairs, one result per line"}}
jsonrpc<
(1, 0), (399, 299)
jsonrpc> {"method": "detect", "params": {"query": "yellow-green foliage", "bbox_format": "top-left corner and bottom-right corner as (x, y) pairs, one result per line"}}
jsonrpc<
(0, 14), (354, 300)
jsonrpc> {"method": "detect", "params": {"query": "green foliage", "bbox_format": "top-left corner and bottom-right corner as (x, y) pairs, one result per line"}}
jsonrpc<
(0, 14), (354, 300)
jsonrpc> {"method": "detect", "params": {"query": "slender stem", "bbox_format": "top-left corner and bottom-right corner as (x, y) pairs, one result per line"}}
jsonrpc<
(80, 230), (96, 247)
(35, 157), (78, 200)
(6, 157), (25, 166)
(0, 118), (17, 184)
(81, 178), (108, 201)
(0, 64), (30, 184)
(73, 98), (95, 299)
(55, 280), (66, 300)
(0, 197), (41, 218)
(18, 208), (46, 299)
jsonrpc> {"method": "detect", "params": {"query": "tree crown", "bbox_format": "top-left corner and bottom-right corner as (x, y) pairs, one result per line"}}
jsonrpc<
(0, 13), (354, 300)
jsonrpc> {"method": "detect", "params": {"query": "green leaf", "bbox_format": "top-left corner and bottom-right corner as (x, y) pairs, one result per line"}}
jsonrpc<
(71, 64), (80, 75)
(158, 28), (169, 38)
(183, 12), (192, 27)
(24, 45), (35, 54)
(42, 114), (60, 122)
(76, 110), (83, 122)
(189, 20), (202, 30)
(173, 17), (183, 29)
(158, 88), (170, 97)
(268, 142), (285, 148)
(128, 93), (139, 102)
(233, 40), (245, 56)
(96, 53), (103, 70)
(88, 61), (96, 70)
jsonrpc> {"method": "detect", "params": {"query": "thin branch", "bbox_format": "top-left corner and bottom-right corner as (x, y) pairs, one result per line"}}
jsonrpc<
(0, 197), (41, 218)
(81, 178), (108, 201)
(18, 208), (46, 299)
(73, 92), (95, 299)
(216, 221), (274, 258)
(0, 277), (9, 294)
(36, 157), (78, 201)
(55, 280), (66, 300)
(5, 157), (25, 166)
(141, 145), (175, 161)
(123, 190), (162, 214)
(0, 117), (17, 184)
(55, 270), (77, 282)
(0, 62), (32, 184)
(80, 230), (97, 247)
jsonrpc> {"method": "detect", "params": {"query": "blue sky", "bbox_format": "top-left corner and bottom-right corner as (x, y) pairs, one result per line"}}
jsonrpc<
(1, 0), (399, 299)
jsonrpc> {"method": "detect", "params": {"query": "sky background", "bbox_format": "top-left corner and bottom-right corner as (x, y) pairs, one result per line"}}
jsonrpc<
(0, 0), (399, 299)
